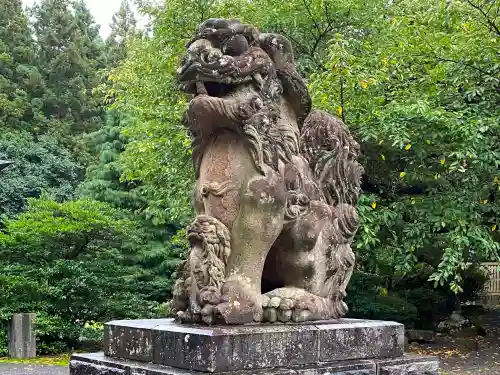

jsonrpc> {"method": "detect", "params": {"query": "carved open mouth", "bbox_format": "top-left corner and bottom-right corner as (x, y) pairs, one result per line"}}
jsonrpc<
(197, 81), (236, 98)
(177, 49), (243, 98)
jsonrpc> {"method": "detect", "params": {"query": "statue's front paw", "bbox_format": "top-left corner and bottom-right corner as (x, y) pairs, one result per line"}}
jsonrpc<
(262, 287), (344, 323)
(236, 95), (263, 120)
(198, 286), (222, 325)
(213, 280), (263, 324)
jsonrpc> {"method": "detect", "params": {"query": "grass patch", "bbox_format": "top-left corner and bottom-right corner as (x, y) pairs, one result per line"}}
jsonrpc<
(0, 354), (70, 366)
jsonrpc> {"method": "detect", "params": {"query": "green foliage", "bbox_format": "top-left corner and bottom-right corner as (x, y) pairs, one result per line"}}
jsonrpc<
(115, 0), (500, 291)
(0, 0), (112, 218)
(397, 287), (453, 329)
(79, 108), (185, 307)
(106, 0), (142, 68)
(347, 262), (489, 329)
(30, 0), (106, 136)
(0, 0), (498, 354)
(0, 0), (185, 355)
(308, 0), (500, 292)
(0, 197), (170, 352)
(0, 131), (83, 219)
(0, 329), (6, 356)
(111, 30), (193, 224)
(79, 108), (147, 211)
(0, 0), (44, 133)
(346, 272), (419, 327)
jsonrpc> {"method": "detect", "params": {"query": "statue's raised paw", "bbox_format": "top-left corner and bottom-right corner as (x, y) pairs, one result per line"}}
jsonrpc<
(236, 95), (263, 120)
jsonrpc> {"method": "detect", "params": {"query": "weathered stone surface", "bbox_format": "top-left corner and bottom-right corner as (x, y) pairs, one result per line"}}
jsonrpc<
(70, 360), (126, 375)
(104, 318), (404, 372)
(71, 353), (301, 374)
(318, 321), (404, 362)
(172, 18), (364, 326)
(104, 319), (170, 362)
(296, 360), (376, 375)
(8, 313), (36, 359)
(70, 353), (438, 375)
(153, 322), (319, 372)
(106, 318), (318, 372)
(376, 355), (439, 375)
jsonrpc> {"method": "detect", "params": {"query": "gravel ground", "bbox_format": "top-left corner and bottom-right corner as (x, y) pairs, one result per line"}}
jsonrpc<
(0, 363), (67, 375)
(410, 307), (500, 375)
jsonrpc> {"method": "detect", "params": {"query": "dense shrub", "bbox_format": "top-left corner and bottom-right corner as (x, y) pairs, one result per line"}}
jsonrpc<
(348, 293), (419, 328)
(461, 265), (490, 303)
(396, 288), (453, 330)
(346, 272), (419, 327)
(347, 267), (489, 329)
(0, 197), (175, 354)
(0, 328), (7, 356)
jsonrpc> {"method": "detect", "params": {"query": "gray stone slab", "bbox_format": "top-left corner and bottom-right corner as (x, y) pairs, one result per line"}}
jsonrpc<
(317, 321), (404, 362)
(70, 353), (438, 375)
(71, 353), (298, 374)
(296, 360), (376, 375)
(8, 313), (36, 359)
(104, 318), (404, 372)
(375, 355), (439, 375)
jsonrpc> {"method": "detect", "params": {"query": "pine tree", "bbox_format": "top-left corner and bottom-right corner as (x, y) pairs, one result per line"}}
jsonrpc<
(30, 0), (106, 135)
(79, 108), (146, 211)
(106, 0), (141, 68)
(0, 0), (83, 219)
(0, 0), (44, 132)
(79, 0), (142, 208)
(80, 1), (183, 298)
(80, 0), (146, 207)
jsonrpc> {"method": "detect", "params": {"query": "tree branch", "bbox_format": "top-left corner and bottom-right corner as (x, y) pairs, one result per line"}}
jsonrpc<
(435, 56), (490, 75)
(278, 29), (328, 71)
(339, 74), (346, 123)
(301, 0), (321, 35)
(465, 0), (500, 36)
(415, 31), (490, 76)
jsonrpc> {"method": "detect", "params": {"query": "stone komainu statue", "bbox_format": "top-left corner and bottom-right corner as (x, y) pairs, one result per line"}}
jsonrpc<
(171, 19), (364, 325)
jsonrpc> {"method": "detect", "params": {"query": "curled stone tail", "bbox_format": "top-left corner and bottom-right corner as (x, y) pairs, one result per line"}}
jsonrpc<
(300, 110), (364, 207)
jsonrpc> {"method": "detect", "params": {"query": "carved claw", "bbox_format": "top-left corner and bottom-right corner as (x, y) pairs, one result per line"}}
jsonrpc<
(262, 288), (339, 323)
(253, 72), (265, 90)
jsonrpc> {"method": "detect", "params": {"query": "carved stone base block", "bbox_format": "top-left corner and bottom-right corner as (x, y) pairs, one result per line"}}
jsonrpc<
(70, 352), (438, 375)
(70, 319), (438, 375)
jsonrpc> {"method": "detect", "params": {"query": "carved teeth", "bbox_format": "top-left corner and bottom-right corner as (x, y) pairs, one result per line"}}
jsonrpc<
(196, 81), (208, 96)
(253, 73), (265, 89)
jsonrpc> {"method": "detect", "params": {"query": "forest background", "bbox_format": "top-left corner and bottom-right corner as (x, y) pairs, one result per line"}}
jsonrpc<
(0, 0), (498, 354)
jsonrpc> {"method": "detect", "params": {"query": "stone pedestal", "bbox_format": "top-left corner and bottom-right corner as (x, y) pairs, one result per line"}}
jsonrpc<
(69, 319), (439, 375)
(8, 313), (36, 359)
